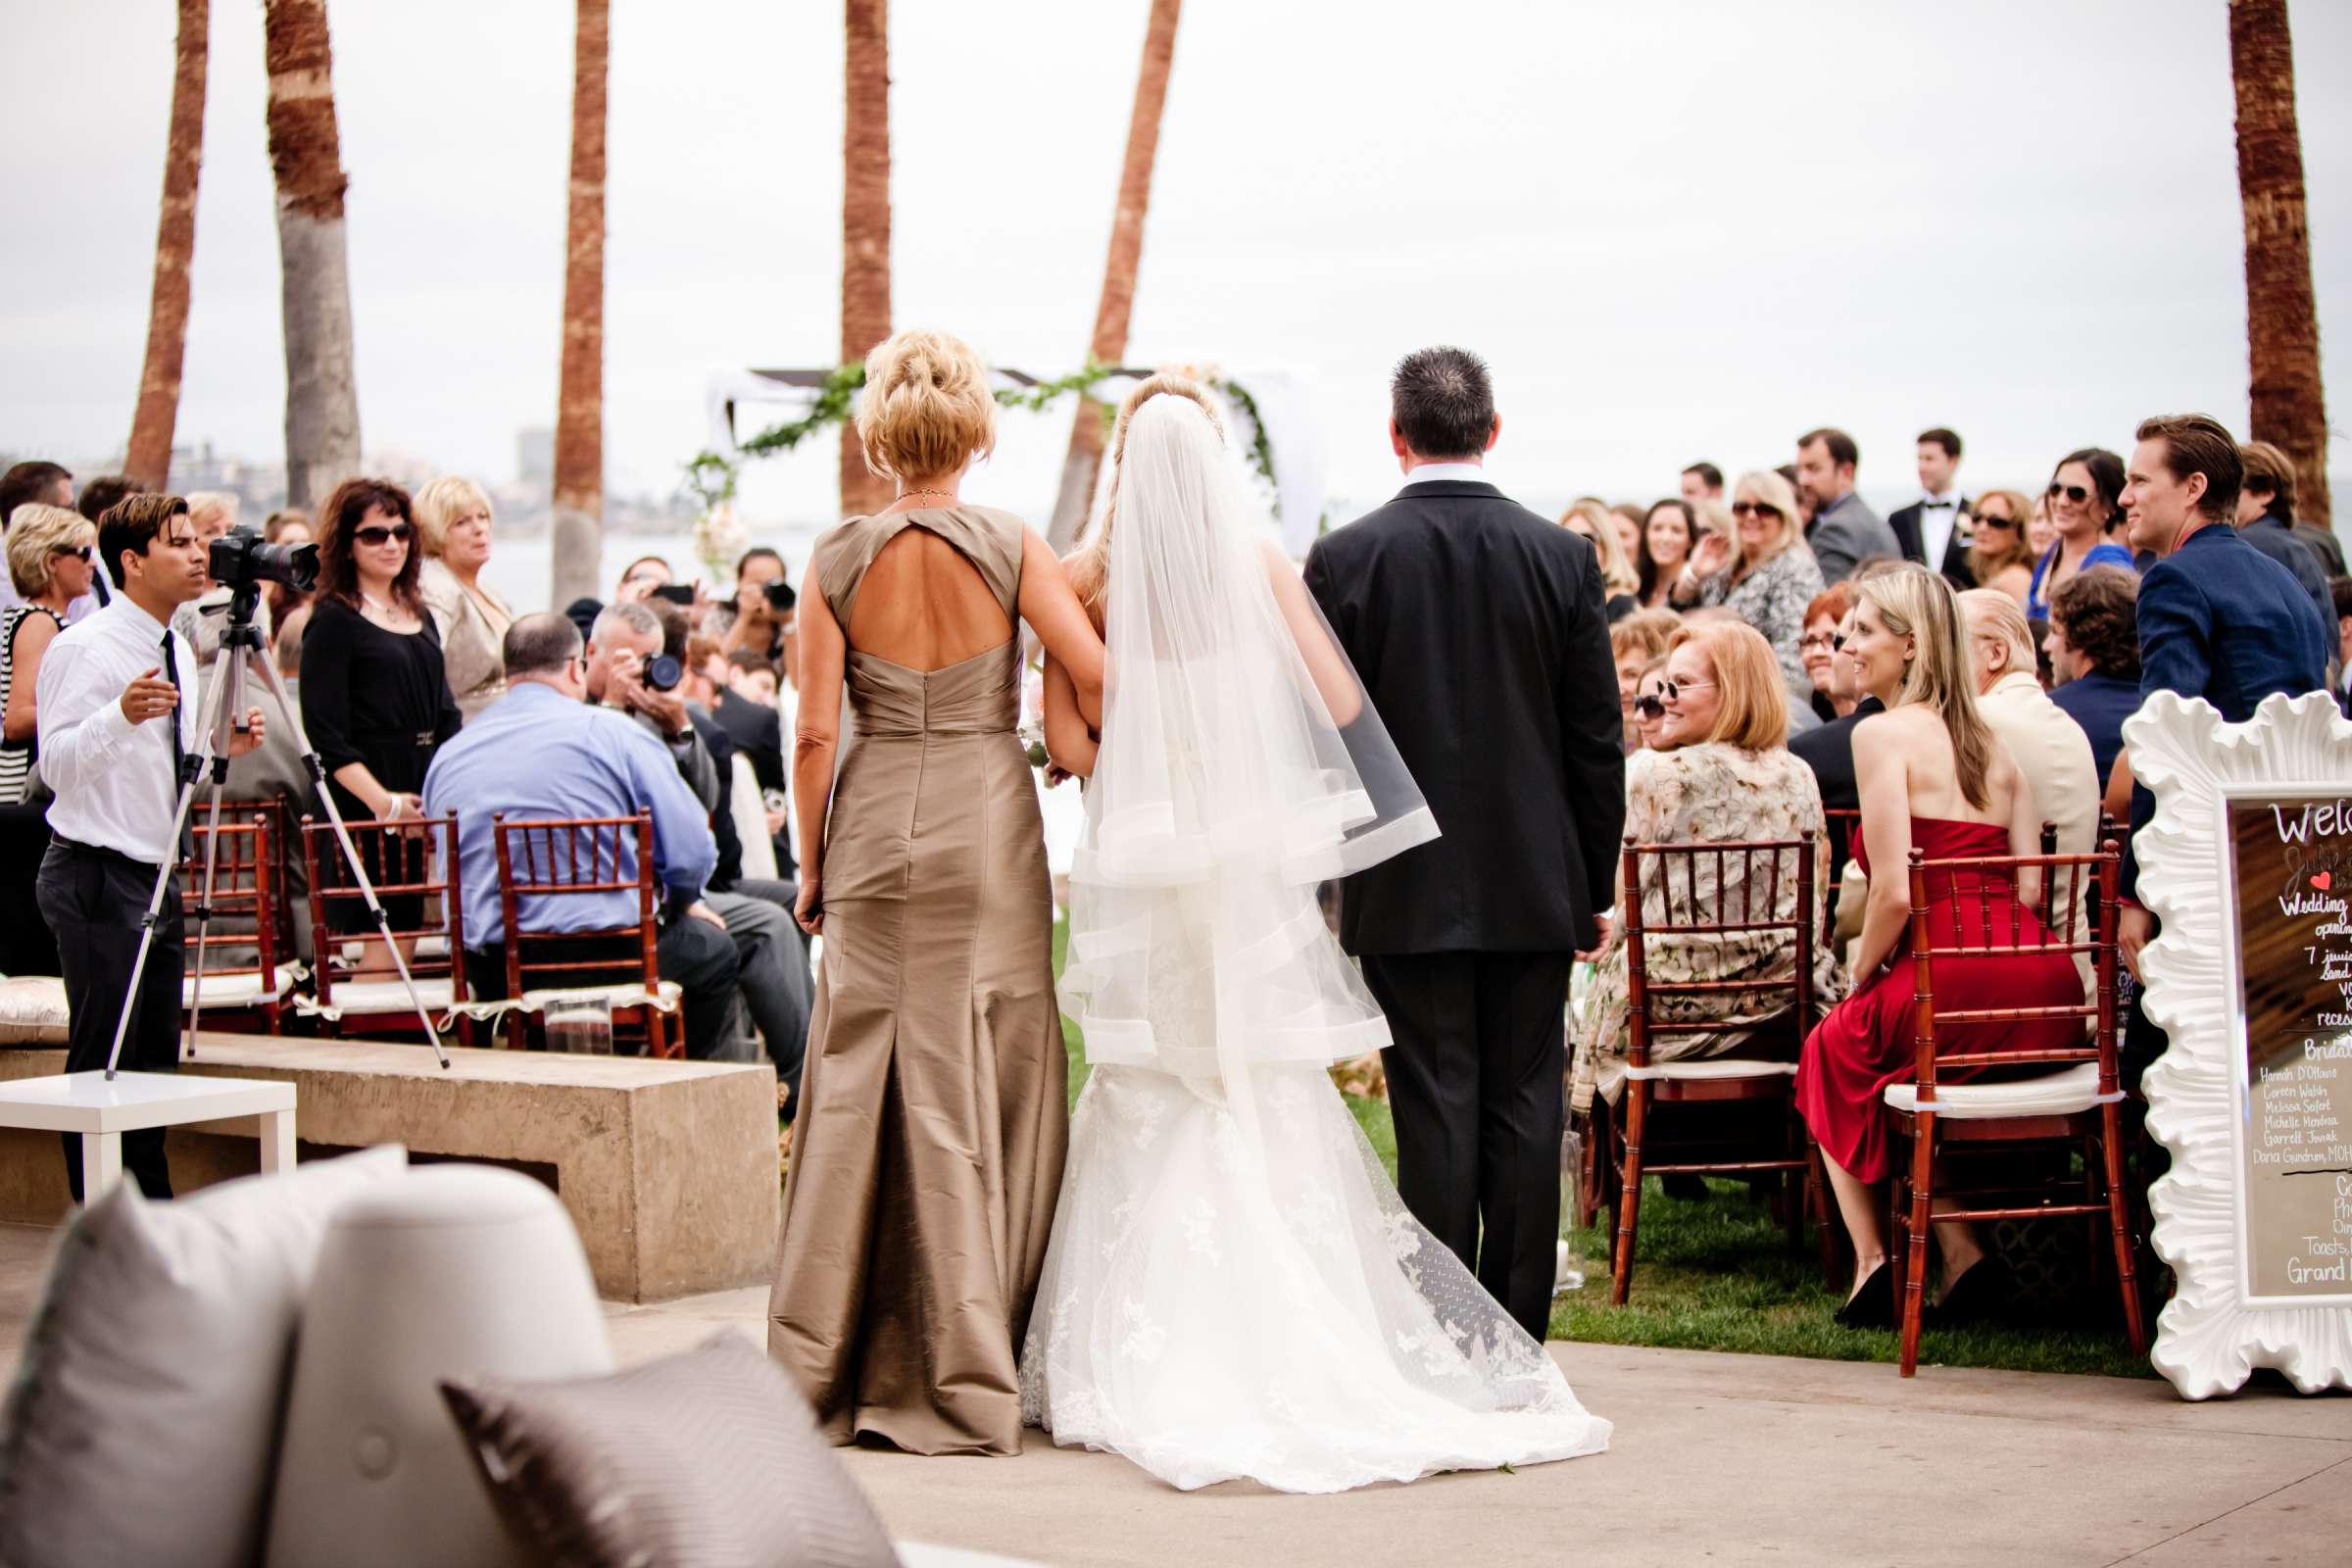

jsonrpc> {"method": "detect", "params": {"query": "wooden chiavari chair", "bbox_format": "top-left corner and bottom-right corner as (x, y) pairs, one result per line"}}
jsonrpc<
(299, 813), (471, 1046)
(179, 818), (287, 1032)
(492, 812), (676, 1057)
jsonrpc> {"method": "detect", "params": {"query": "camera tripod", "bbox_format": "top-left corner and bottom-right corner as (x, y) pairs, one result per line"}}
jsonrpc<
(104, 584), (451, 1077)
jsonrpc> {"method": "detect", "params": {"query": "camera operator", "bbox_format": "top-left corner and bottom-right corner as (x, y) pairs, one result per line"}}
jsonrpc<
(34, 495), (266, 1200)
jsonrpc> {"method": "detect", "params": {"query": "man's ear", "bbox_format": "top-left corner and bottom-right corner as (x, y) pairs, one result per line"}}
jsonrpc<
(1484, 416), (1501, 454)
(1389, 420), (1408, 459)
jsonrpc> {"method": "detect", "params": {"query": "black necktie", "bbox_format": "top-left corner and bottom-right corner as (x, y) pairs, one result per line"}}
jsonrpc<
(161, 627), (192, 859)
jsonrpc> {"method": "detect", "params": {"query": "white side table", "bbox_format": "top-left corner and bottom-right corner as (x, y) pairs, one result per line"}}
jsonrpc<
(0, 1071), (298, 1200)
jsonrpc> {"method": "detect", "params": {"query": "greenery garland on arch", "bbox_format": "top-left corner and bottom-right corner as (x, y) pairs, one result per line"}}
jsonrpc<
(683, 360), (1281, 515)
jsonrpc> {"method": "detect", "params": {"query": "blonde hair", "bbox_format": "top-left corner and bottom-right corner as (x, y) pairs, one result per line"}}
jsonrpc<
(1968, 488), (2035, 580)
(6, 503), (93, 597)
(184, 491), (238, 534)
(1610, 606), (1680, 665)
(1668, 619), (1788, 752)
(413, 475), (494, 558)
(1728, 469), (1805, 577)
(1693, 496), (1732, 546)
(1560, 500), (1639, 597)
(1855, 564), (1994, 808)
(1958, 587), (2036, 681)
(855, 328), (999, 486)
(1066, 373), (1226, 623)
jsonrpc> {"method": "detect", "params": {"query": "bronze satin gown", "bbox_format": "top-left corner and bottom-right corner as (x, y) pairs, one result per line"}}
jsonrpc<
(767, 506), (1069, 1456)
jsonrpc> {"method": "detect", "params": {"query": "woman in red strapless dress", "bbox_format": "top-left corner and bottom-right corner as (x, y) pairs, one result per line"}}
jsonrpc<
(1794, 566), (2082, 1329)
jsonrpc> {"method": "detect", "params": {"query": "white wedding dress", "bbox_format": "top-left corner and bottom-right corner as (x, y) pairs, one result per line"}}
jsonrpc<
(1017, 393), (1610, 1494)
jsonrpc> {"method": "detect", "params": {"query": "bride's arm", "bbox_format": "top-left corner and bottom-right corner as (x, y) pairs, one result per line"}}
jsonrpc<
(1259, 540), (1361, 725)
(791, 586), (846, 935)
(1017, 528), (1103, 727)
(1042, 653), (1098, 779)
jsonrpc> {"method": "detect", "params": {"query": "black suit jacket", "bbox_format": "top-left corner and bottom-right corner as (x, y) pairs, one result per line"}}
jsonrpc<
(711, 688), (787, 794)
(1303, 479), (1626, 956)
(1886, 500), (1976, 587)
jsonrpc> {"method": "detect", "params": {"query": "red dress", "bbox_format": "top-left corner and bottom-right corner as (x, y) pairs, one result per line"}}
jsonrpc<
(1796, 816), (2083, 1183)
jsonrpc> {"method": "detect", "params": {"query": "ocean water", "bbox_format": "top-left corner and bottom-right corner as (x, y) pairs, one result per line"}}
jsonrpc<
(475, 526), (831, 615)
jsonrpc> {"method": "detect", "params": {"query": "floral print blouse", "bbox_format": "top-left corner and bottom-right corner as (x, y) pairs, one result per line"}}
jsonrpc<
(1569, 742), (1846, 1112)
(1695, 547), (1826, 704)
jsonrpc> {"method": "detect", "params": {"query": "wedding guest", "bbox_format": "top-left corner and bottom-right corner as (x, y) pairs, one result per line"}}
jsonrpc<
(1680, 462), (1724, 505)
(616, 555), (672, 602)
(415, 475), (514, 723)
(1888, 427), (1973, 585)
(1611, 609), (1679, 754)
(1670, 468), (1824, 703)
(2044, 565), (2141, 790)
(2241, 442), (2345, 576)
(1570, 621), (1841, 1115)
(1798, 582), (1856, 723)
(1797, 564), (2084, 1327)
(172, 490), (263, 668)
(2231, 439), (2332, 631)
(2027, 449), (2132, 618)
(1795, 428), (1898, 584)
(71, 474), (133, 620)
(1561, 501), (1641, 622)
(2332, 577), (2352, 715)
(1608, 503), (1645, 565)
(769, 325), (1105, 1455)
(222, 605), (318, 961)
(1637, 499), (1700, 610)
(716, 546), (797, 670)
(1965, 489), (2035, 606)
(1632, 659), (1671, 751)
(299, 478), (463, 934)
(261, 507), (314, 622)
(727, 647), (781, 705)
(1, 505), (96, 804)
(2025, 491), (2056, 559)
(1, 462), (74, 616)
(1790, 601), (1884, 874)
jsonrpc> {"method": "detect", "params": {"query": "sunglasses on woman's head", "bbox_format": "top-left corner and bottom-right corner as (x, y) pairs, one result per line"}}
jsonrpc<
(2046, 483), (2090, 504)
(354, 523), (413, 546)
(1730, 501), (1781, 519)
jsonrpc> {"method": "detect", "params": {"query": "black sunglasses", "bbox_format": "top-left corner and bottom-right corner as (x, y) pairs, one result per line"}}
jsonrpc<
(1976, 513), (2019, 531)
(1730, 501), (1782, 519)
(50, 544), (91, 561)
(353, 523), (413, 546)
(1635, 694), (1666, 718)
(2046, 482), (2090, 504)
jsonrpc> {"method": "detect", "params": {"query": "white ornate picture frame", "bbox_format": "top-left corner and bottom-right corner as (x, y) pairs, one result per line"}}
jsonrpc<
(2129, 690), (2352, 1397)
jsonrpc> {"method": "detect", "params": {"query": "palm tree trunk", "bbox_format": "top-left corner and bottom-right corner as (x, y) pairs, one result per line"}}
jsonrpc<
(840, 0), (893, 517)
(262, 0), (361, 509)
(1046, 0), (1182, 551)
(2230, 0), (2331, 529)
(124, 0), (208, 492)
(551, 0), (610, 610)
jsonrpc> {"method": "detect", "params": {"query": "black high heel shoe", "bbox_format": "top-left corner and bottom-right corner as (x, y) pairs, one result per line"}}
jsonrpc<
(1834, 1262), (1895, 1330)
(1925, 1257), (2012, 1329)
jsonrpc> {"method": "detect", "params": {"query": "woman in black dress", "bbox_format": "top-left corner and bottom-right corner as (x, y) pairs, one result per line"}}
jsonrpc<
(300, 478), (462, 934)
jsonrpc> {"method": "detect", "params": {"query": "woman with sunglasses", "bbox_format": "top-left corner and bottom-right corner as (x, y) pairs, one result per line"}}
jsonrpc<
(1, 504), (96, 806)
(1667, 468), (1824, 705)
(1569, 620), (1843, 1119)
(1964, 489), (2035, 608)
(300, 478), (463, 933)
(2025, 450), (2132, 620)
(1636, 499), (1701, 610)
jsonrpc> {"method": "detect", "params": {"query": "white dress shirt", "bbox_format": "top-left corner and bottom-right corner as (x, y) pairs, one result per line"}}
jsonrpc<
(1396, 461), (1494, 492)
(1916, 489), (1965, 567)
(36, 594), (200, 864)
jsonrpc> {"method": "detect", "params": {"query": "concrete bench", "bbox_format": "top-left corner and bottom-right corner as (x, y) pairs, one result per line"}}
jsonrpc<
(0, 1036), (779, 1303)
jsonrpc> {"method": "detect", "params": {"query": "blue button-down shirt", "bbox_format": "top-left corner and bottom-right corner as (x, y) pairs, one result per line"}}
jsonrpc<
(421, 681), (717, 950)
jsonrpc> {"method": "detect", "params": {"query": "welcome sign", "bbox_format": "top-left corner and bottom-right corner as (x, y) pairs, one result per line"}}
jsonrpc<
(2130, 691), (2352, 1398)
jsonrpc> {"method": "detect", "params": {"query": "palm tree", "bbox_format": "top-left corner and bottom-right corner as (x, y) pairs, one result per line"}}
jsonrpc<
(1046, 0), (1183, 551)
(262, 0), (361, 509)
(840, 0), (893, 517)
(2230, 0), (2332, 529)
(124, 0), (208, 492)
(551, 0), (610, 609)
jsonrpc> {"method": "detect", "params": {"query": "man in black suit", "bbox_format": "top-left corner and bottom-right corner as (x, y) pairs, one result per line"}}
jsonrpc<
(1303, 347), (1625, 1342)
(1886, 426), (1975, 587)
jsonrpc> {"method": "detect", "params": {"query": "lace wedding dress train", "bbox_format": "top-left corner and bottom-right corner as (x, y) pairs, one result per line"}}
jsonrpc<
(1015, 389), (1610, 1494)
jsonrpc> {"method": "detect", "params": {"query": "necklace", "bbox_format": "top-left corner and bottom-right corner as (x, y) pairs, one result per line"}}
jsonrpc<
(895, 489), (958, 507)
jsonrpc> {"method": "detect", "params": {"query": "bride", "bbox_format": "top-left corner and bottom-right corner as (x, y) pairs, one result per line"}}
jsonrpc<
(1018, 378), (1610, 1494)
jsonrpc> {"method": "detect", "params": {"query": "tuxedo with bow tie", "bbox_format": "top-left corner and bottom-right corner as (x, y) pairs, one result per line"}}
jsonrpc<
(1887, 493), (1976, 587)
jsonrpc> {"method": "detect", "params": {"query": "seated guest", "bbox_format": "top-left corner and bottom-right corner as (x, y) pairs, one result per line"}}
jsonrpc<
(2044, 565), (2141, 791)
(1965, 489), (2035, 607)
(1797, 564), (2084, 1328)
(1669, 467), (1825, 705)
(223, 606), (317, 961)
(423, 612), (743, 1059)
(260, 508), (313, 622)
(173, 491), (263, 667)
(1561, 500), (1640, 622)
(1798, 582), (1855, 723)
(2333, 577), (2352, 715)
(2027, 449), (2133, 619)
(2, 505), (96, 804)
(1790, 601), (1884, 873)
(1636, 500), (1700, 610)
(69, 474), (134, 620)
(2232, 439), (2333, 633)
(415, 475), (514, 722)
(1630, 658), (1671, 752)
(1569, 621), (1842, 1115)
(0, 462), (74, 616)
(1610, 609), (1679, 754)
(1960, 590), (2098, 853)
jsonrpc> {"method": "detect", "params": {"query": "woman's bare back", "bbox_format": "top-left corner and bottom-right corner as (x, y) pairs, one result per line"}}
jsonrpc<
(1874, 703), (2022, 827)
(846, 525), (1014, 671)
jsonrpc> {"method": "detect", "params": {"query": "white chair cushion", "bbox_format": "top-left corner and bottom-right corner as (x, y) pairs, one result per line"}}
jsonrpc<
(292, 976), (457, 1021)
(1623, 1058), (1799, 1082)
(0, 975), (71, 1045)
(182, 963), (299, 1007)
(1883, 1061), (2114, 1118)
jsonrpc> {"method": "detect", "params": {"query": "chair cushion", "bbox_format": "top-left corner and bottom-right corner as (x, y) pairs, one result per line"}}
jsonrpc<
(0, 975), (71, 1045)
(291, 976), (457, 1021)
(1883, 1062), (2112, 1118)
(181, 962), (299, 1007)
(1623, 1058), (1799, 1082)
(440, 1333), (898, 1568)
(0, 1146), (409, 1568)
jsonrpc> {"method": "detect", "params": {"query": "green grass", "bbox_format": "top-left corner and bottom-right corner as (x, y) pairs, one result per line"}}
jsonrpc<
(1051, 916), (2151, 1380)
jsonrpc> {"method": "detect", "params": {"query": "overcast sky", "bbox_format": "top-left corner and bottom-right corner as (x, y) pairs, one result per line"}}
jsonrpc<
(3, 0), (2348, 524)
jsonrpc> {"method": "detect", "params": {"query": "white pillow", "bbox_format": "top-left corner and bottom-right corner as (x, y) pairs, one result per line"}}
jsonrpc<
(0, 1145), (408, 1568)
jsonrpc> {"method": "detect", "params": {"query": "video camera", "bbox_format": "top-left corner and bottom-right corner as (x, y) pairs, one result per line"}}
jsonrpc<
(209, 526), (320, 593)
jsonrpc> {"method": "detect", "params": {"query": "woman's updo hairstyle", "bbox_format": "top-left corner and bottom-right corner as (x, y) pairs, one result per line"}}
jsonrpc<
(855, 328), (999, 484)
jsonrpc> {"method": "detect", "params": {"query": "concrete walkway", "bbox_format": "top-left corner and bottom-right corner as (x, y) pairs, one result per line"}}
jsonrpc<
(5, 1223), (2345, 1565)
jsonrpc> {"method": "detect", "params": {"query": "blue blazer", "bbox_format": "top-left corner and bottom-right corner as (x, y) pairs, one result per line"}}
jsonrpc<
(2123, 521), (2330, 895)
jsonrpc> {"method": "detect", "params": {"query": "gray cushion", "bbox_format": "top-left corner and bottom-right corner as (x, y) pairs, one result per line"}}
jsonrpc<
(0, 1146), (409, 1568)
(441, 1333), (900, 1568)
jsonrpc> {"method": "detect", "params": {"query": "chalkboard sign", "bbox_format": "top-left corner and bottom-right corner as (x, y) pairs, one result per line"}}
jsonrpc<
(2226, 797), (2352, 1298)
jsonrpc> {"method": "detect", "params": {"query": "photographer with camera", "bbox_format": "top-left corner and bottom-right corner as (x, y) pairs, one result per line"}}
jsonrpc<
(299, 479), (464, 938)
(34, 495), (268, 1200)
(713, 547), (798, 670)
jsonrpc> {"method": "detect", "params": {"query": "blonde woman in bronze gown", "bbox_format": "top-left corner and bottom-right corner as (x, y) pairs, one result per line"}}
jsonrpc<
(768, 328), (1105, 1455)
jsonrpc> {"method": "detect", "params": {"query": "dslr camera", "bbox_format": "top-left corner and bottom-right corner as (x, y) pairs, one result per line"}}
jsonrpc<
(641, 653), (684, 693)
(209, 526), (319, 592)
